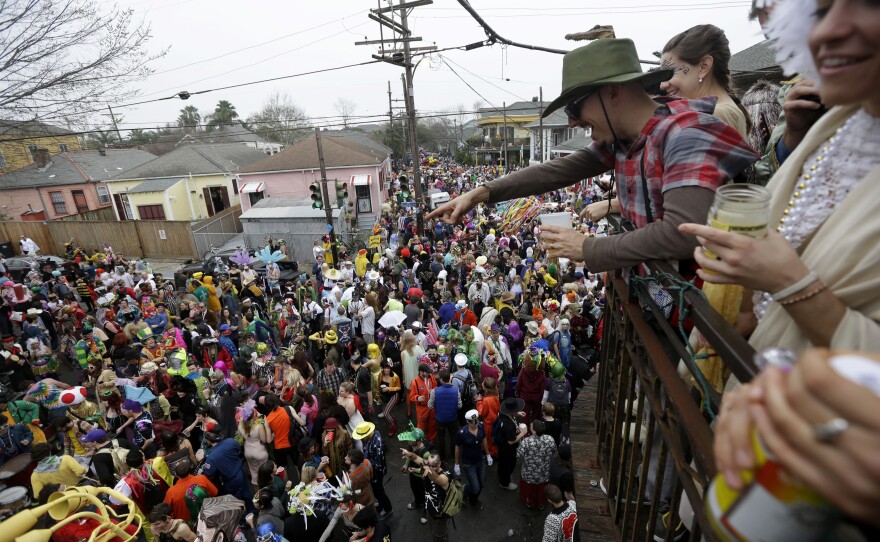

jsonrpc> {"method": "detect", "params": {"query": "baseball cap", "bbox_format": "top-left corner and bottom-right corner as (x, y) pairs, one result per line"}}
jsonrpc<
(454, 353), (468, 367)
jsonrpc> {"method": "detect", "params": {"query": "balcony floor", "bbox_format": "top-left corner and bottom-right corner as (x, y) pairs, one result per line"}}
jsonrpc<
(571, 376), (617, 541)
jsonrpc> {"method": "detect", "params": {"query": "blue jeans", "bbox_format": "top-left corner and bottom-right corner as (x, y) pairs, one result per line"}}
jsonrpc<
(462, 460), (486, 502)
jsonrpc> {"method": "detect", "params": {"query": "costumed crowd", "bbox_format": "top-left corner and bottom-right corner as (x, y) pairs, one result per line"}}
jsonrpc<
(2, 1), (880, 541)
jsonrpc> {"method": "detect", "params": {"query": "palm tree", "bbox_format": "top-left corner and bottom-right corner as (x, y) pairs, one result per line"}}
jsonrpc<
(177, 105), (201, 133)
(209, 100), (239, 127)
(86, 130), (117, 149)
(127, 129), (157, 145)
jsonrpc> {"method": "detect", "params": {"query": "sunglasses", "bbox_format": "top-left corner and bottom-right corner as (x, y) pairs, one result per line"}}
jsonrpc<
(564, 91), (595, 121)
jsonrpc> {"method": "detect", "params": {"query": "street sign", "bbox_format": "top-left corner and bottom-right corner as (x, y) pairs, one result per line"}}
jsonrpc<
(369, 235), (382, 248)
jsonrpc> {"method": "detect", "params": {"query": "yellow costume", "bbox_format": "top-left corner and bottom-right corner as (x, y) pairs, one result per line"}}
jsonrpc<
(355, 250), (369, 278)
(203, 276), (222, 312)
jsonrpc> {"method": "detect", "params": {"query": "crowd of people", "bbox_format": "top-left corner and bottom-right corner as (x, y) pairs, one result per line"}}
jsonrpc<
(1, 0), (879, 541)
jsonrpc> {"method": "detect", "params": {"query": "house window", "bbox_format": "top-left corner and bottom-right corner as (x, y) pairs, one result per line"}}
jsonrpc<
(356, 185), (372, 214)
(96, 185), (110, 205)
(248, 191), (264, 206)
(0, 149), (5, 168)
(49, 191), (67, 214)
(27, 145), (39, 161)
(137, 204), (166, 220)
(59, 144), (69, 152)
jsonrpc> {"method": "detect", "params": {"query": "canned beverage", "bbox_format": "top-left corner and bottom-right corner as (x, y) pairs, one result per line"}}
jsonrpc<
(706, 351), (880, 542)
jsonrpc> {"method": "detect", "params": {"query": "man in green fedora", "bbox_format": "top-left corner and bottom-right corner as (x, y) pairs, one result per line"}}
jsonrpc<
(428, 38), (757, 272)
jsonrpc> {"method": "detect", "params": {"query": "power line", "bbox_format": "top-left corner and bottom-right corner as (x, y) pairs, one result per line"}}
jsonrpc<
(421, 3), (751, 19)
(148, 9), (371, 77)
(439, 58), (499, 111)
(440, 55), (530, 103)
(424, 1), (751, 11)
(0, 105), (539, 144)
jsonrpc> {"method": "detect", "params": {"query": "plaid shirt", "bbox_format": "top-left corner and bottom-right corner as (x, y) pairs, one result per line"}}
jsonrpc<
(590, 97), (758, 229)
(316, 367), (346, 397)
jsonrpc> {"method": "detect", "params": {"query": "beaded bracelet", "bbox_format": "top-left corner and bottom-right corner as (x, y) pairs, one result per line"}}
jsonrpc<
(771, 271), (818, 302)
(778, 282), (826, 306)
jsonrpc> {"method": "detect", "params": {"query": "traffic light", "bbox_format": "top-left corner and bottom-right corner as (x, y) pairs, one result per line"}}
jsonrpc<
(309, 182), (323, 209)
(335, 180), (348, 208)
(401, 184), (411, 200)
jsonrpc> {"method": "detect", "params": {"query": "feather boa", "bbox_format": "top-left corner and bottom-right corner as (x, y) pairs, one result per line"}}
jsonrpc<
(766, 0), (819, 84)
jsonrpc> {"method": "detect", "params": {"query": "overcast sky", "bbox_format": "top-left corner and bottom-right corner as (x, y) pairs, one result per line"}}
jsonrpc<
(107, 0), (766, 131)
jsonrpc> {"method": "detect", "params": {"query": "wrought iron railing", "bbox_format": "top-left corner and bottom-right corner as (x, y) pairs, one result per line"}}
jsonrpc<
(593, 216), (758, 542)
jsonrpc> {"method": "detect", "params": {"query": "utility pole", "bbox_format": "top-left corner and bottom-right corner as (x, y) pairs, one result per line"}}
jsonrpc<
(314, 127), (339, 267)
(357, 0), (435, 235)
(502, 101), (508, 172)
(108, 106), (123, 145)
(538, 88), (544, 163)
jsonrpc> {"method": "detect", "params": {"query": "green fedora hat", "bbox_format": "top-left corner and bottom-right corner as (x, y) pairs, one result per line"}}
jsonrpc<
(542, 38), (673, 118)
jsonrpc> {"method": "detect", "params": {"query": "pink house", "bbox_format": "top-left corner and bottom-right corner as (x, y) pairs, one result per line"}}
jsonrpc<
(0, 149), (156, 220)
(236, 132), (391, 229)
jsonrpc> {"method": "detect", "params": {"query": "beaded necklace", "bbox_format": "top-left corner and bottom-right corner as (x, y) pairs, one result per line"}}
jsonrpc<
(755, 109), (879, 319)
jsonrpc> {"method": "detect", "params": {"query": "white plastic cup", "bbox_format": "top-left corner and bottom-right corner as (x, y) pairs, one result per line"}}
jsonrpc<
(539, 212), (572, 228)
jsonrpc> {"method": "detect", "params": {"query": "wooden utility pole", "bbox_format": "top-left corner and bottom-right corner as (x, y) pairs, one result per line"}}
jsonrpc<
(502, 101), (508, 172)
(314, 127), (339, 266)
(357, 0), (435, 235)
(108, 106), (123, 144)
(538, 88), (544, 163)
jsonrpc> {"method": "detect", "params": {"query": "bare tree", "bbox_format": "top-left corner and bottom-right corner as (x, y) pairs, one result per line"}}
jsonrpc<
(333, 98), (358, 128)
(0, 0), (166, 132)
(247, 92), (310, 146)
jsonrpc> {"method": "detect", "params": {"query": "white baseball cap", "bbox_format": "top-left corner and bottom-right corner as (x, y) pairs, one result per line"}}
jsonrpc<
(454, 353), (468, 366)
(455, 300), (467, 309)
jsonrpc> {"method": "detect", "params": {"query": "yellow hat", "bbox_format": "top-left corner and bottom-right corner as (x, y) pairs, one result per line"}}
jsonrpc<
(351, 421), (376, 440)
(324, 330), (338, 344)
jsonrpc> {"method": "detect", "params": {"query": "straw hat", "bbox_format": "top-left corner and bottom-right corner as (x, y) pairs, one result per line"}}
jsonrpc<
(351, 421), (376, 440)
(325, 268), (342, 281)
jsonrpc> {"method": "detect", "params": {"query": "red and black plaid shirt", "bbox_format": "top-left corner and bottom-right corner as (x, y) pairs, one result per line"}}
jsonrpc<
(590, 96), (758, 229)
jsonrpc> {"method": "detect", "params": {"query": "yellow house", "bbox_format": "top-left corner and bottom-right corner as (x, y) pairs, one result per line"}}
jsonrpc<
(0, 120), (82, 175)
(475, 101), (547, 165)
(106, 143), (269, 221)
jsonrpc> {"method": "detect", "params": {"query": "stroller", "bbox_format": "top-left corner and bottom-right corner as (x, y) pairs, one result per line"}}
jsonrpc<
(195, 495), (245, 542)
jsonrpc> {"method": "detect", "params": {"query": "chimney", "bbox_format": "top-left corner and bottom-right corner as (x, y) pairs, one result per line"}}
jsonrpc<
(99, 148), (106, 156)
(33, 148), (50, 168)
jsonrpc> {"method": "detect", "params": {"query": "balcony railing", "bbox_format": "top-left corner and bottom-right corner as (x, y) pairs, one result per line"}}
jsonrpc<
(591, 215), (758, 541)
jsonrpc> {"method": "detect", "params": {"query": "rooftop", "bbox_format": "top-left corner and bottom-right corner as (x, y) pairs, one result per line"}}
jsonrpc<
(111, 143), (268, 180)
(238, 133), (390, 174)
(730, 39), (781, 74)
(125, 177), (183, 194)
(0, 120), (75, 137)
(202, 124), (274, 146)
(478, 101), (548, 118)
(552, 133), (594, 153)
(240, 196), (342, 219)
(0, 149), (157, 189)
(524, 109), (569, 129)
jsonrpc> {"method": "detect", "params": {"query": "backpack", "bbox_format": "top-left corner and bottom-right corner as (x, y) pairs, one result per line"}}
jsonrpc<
(452, 372), (476, 410)
(547, 379), (570, 407)
(97, 439), (130, 480)
(441, 476), (465, 518)
(492, 415), (507, 446)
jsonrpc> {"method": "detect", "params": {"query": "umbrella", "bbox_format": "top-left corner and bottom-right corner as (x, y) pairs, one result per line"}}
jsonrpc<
(378, 310), (407, 330)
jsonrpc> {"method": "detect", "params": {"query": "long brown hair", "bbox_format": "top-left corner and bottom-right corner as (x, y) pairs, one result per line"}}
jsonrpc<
(663, 24), (752, 133)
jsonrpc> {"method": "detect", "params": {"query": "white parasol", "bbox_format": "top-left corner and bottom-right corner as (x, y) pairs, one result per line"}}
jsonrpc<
(378, 310), (407, 330)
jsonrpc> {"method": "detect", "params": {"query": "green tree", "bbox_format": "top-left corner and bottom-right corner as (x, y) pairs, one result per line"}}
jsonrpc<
(127, 129), (157, 145)
(85, 130), (117, 149)
(208, 100), (239, 129)
(177, 106), (201, 133)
